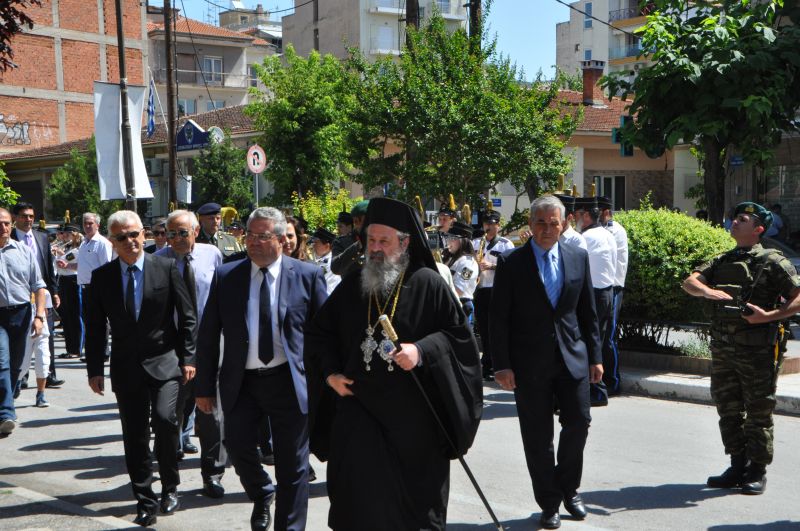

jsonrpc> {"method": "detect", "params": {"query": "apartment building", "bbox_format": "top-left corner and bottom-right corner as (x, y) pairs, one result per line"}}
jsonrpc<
(282, 0), (467, 61)
(147, 13), (273, 118)
(556, 0), (653, 83)
(218, 1), (283, 51)
(0, 0), (148, 212)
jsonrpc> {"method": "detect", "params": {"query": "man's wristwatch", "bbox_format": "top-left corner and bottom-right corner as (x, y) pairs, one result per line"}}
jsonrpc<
(34, 315), (45, 322)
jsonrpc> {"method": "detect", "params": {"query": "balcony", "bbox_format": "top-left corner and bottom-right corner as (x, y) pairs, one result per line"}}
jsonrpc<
(609, 43), (645, 60)
(369, 0), (403, 15)
(609, 2), (655, 23)
(151, 68), (251, 89)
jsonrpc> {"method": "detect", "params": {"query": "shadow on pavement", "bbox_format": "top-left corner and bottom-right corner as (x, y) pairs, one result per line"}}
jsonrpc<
(0, 454), (127, 480)
(21, 412), (119, 428)
(69, 402), (120, 413)
(583, 483), (730, 513)
(708, 523), (800, 530)
(447, 515), (538, 529)
(480, 402), (518, 421)
(18, 434), (123, 451)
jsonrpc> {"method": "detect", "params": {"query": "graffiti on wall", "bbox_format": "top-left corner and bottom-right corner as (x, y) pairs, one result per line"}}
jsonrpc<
(0, 114), (31, 145)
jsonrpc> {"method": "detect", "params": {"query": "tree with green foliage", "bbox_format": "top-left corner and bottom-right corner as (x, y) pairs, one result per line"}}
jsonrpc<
(192, 133), (253, 213)
(291, 187), (361, 232)
(0, 162), (20, 208)
(47, 137), (123, 223)
(246, 45), (358, 204)
(347, 14), (579, 210)
(602, 0), (800, 224)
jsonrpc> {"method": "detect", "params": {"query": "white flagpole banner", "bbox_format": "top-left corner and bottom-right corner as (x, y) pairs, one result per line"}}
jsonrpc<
(93, 81), (154, 201)
(177, 174), (192, 204)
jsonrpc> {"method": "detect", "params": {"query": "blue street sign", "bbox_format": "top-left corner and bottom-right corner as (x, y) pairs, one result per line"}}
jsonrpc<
(492, 198), (502, 207)
(176, 119), (210, 152)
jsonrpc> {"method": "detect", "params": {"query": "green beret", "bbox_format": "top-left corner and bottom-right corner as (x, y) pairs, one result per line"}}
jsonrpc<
(734, 201), (773, 231)
(351, 200), (370, 218)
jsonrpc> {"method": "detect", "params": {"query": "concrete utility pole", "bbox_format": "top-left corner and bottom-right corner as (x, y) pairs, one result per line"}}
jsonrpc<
(164, 0), (179, 206)
(114, 0), (136, 212)
(406, 0), (419, 47)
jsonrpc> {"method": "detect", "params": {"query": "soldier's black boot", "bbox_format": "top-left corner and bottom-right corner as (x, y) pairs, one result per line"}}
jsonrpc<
(741, 462), (767, 495)
(707, 454), (747, 488)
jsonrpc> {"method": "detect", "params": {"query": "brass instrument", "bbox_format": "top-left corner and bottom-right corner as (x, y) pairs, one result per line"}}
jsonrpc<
(447, 194), (457, 214)
(461, 203), (472, 224)
(415, 195), (426, 221)
(220, 206), (238, 228)
(64, 209), (70, 224)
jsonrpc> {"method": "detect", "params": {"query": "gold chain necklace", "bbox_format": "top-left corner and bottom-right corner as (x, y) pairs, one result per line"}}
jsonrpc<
(361, 270), (405, 372)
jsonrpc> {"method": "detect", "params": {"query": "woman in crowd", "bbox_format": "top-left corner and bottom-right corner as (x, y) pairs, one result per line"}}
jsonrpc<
(443, 221), (479, 318)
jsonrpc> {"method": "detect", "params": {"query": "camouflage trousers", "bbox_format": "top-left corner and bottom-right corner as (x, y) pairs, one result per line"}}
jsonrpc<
(709, 337), (783, 465)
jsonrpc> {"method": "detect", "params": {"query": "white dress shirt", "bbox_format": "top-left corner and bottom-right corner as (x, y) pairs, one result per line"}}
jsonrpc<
(471, 235), (515, 288)
(314, 251), (341, 295)
(582, 225), (617, 289)
(246, 256), (288, 369)
(77, 233), (113, 285)
(605, 220), (629, 287)
(450, 255), (479, 299)
(560, 225), (587, 250)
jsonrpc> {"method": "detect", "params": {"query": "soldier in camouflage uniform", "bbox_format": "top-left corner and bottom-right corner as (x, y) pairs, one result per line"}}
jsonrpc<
(683, 202), (800, 495)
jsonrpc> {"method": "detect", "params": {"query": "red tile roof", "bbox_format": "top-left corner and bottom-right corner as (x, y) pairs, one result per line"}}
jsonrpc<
(555, 90), (632, 133)
(148, 16), (253, 41)
(0, 105), (258, 162)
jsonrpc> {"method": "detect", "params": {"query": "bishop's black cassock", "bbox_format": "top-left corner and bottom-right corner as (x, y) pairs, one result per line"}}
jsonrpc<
(305, 198), (483, 531)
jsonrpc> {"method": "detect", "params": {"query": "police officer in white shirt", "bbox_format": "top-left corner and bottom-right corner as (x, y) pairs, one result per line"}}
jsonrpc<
(555, 194), (587, 250)
(309, 227), (341, 295)
(599, 197), (628, 396)
(472, 209), (515, 380)
(575, 197), (617, 406)
(444, 222), (479, 318)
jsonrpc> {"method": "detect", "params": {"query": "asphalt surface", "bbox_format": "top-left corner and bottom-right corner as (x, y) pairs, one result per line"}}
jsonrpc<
(2, 335), (800, 530)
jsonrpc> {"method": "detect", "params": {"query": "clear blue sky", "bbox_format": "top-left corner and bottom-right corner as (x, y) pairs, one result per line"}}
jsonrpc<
(176, 0), (570, 80)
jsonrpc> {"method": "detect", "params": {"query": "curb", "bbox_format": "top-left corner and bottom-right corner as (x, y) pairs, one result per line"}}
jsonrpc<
(621, 368), (800, 416)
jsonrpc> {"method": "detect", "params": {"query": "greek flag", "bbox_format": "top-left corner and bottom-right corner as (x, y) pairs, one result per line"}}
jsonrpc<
(146, 78), (155, 138)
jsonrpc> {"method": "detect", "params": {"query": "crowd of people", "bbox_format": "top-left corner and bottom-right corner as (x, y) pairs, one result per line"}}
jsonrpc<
(0, 193), (796, 531)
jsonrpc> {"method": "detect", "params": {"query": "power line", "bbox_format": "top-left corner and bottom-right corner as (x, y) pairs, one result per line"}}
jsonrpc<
(199, 0), (316, 17)
(178, 0), (224, 121)
(553, 0), (636, 37)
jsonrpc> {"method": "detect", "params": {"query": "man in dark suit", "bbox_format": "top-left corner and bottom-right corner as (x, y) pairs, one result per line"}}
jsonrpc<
(195, 206), (327, 531)
(11, 202), (63, 388)
(85, 210), (196, 527)
(490, 195), (603, 530)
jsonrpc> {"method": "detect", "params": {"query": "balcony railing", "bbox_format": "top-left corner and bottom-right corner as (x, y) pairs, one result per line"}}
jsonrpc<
(369, 36), (401, 55)
(151, 68), (251, 89)
(609, 43), (645, 60)
(609, 3), (655, 22)
(372, 0), (403, 10)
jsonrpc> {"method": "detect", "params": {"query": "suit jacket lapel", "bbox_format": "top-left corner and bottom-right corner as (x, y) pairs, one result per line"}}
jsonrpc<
(554, 244), (576, 316)
(139, 253), (157, 323)
(235, 258), (252, 323)
(278, 257), (293, 327)
(109, 258), (131, 323)
(522, 242), (552, 310)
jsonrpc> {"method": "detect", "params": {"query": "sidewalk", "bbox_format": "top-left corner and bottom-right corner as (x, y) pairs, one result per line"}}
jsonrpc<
(622, 368), (800, 416)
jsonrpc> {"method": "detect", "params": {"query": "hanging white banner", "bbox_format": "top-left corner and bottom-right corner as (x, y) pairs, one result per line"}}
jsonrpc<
(177, 174), (192, 204)
(93, 81), (154, 201)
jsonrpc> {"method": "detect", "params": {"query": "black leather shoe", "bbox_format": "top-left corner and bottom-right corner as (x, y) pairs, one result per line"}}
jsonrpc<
(251, 497), (273, 531)
(133, 509), (157, 527)
(160, 491), (179, 514)
(741, 463), (767, 495)
(563, 493), (587, 520)
(308, 465), (317, 482)
(203, 479), (225, 499)
(259, 450), (275, 466)
(45, 377), (65, 388)
(540, 510), (561, 529)
(183, 440), (199, 454)
(176, 449), (184, 461)
(12, 384), (20, 399)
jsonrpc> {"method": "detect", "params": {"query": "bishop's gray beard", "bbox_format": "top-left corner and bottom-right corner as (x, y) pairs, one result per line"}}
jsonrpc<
(361, 249), (410, 298)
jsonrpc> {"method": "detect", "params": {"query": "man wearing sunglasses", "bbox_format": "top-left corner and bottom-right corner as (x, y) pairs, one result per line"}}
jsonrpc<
(85, 210), (197, 527)
(155, 210), (226, 499)
(145, 218), (168, 254)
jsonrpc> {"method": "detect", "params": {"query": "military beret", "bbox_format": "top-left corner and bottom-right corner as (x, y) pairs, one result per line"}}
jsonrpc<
(447, 221), (474, 239)
(197, 202), (221, 216)
(483, 210), (501, 223)
(350, 200), (370, 218)
(311, 227), (336, 244)
(337, 211), (354, 225)
(734, 201), (773, 231)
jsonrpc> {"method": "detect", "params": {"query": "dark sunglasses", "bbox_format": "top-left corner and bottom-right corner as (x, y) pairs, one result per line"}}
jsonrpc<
(166, 229), (191, 239)
(111, 230), (142, 242)
(152, 230), (167, 236)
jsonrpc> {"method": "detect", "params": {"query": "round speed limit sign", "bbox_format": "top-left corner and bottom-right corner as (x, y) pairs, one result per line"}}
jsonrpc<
(247, 144), (267, 174)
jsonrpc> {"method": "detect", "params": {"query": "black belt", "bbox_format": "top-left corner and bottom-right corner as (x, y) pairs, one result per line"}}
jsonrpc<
(0, 303), (29, 312)
(244, 363), (289, 377)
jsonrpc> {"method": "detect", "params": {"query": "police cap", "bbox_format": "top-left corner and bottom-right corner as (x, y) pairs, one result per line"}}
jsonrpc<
(734, 201), (773, 231)
(483, 210), (501, 223)
(311, 227), (336, 244)
(553, 194), (575, 213)
(337, 211), (354, 225)
(447, 221), (474, 239)
(197, 203), (222, 216)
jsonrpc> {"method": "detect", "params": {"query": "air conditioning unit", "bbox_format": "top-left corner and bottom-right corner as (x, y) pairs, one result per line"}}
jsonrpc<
(145, 159), (162, 176)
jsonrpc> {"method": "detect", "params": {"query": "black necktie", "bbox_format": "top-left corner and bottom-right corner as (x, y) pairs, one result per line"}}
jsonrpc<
(126, 265), (137, 320)
(183, 255), (198, 313)
(258, 267), (274, 365)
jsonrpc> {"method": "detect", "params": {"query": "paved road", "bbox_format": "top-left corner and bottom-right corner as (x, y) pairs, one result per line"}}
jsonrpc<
(2, 337), (800, 530)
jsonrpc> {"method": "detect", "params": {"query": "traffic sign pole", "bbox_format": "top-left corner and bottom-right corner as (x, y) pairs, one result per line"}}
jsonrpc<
(247, 144), (267, 207)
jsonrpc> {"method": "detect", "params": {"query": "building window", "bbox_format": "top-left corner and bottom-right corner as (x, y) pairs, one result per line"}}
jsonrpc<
(584, 2), (593, 28)
(375, 25), (393, 50)
(249, 65), (259, 88)
(240, 15), (248, 24)
(594, 175), (626, 210)
(584, 48), (592, 61)
(178, 98), (196, 116)
(202, 56), (223, 84)
(207, 100), (226, 111)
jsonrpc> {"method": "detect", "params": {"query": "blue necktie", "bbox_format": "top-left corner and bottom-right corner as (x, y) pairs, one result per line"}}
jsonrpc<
(542, 250), (559, 308)
(258, 267), (274, 365)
